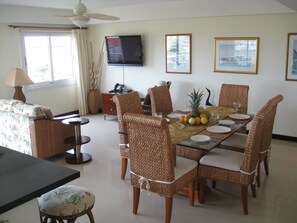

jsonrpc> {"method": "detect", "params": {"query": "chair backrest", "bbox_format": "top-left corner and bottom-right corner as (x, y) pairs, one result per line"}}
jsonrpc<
(148, 85), (173, 116)
(143, 81), (172, 106)
(218, 84), (249, 114)
(268, 94), (283, 108)
(241, 112), (265, 174)
(123, 113), (175, 182)
(260, 94), (283, 152)
(112, 92), (143, 133)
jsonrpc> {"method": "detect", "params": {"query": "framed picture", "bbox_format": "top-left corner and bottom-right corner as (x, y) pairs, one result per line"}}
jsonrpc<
(214, 37), (259, 74)
(285, 33), (297, 81)
(166, 34), (191, 74)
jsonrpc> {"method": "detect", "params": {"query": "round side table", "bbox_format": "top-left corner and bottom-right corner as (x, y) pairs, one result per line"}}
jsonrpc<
(62, 117), (92, 164)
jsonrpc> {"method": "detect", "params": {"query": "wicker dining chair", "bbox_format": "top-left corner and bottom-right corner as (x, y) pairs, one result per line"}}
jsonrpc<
(148, 85), (173, 117)
(219, 94), (283, 187)
(142, 81), (172, 115)
(112, 92), (144, 180)
(218, 83), (249, 114)
(198, 112), (265, 215)
(123, 113), (197, 223)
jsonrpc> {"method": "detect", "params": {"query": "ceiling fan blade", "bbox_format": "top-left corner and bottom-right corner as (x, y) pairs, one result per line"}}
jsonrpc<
(86, 13), (120, 20)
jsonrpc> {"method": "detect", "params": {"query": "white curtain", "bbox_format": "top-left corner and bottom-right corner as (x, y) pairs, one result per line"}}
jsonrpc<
(72, 29), (89, 115)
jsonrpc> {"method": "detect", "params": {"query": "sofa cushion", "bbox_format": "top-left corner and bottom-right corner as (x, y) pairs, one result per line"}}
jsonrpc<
(0, 99), (22, 112)
(12, 102), (47, 118)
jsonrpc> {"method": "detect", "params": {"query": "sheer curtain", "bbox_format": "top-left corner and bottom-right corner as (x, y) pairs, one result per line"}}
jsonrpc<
(72, 29), (89, 115)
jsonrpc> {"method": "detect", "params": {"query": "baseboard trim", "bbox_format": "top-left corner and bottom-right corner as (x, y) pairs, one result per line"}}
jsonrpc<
(54, 110), (79, 117)
(272, 134), (297, 142)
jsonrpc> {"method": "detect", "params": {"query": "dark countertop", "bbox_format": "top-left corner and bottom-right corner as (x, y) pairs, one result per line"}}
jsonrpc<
(0, 146), (80, 214)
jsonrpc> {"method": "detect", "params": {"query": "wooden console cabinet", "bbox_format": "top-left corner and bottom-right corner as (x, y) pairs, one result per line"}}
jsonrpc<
(102, 93), (117, 119)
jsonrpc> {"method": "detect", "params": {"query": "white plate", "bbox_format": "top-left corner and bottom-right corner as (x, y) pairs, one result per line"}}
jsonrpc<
(207, 126), (231, 133)
(167, 113), (183, 119)
(229, 114), (251, 120)
(165, 118), (170, 122)
(218, 120), (235, 126)
(190, 135), (211, 142)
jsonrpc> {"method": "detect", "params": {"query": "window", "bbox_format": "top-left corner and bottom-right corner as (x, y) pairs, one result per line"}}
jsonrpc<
(20, 31), (75, 89)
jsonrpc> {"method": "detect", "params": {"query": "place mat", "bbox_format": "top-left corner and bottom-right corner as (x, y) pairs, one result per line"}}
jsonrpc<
(169, 106), (236, 145)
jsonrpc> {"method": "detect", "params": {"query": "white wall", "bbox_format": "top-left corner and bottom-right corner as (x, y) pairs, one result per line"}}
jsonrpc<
(0, 24), (78, 115)
(88, 13), (297, 137)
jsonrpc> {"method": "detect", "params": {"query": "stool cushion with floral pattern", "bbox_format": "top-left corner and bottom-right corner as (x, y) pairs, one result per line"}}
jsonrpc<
(38, 185), (95, 217)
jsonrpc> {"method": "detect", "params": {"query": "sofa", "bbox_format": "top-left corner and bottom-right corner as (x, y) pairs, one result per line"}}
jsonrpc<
(0, 99), (76, 158)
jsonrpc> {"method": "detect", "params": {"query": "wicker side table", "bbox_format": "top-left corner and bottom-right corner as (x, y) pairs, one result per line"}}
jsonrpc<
(62, 117), (92, 164)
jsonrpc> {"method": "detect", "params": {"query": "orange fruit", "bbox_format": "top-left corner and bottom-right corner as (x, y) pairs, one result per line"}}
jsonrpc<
(195, 117), (201, 125)
(179, 115), (185, 123)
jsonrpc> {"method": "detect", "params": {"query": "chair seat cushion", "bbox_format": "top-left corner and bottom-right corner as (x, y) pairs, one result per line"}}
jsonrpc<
(175, 157), (197, 180)
(199, 148), (244, 171)
(220, 133), (247, 149)
(38, 185), (95, 217)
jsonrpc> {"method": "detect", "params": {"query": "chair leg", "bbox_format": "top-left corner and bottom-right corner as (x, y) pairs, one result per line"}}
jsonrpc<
(121, 158), (128, 180)
(241, 185), (248, 215)
(264, 156), (269, 176)
(212, 180), (217, 189)
(87, 210), (95, 223)
(165, 197), (173, 223)
(188, 180), (195, 206)
(198, 178), (206, 204)
(256, 164), (261, 188)
(133, 187), (140, 214)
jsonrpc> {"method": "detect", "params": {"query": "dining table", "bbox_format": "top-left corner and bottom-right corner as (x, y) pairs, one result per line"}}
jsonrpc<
(167, 106), (253, 159)
(166, 106), (253, 198)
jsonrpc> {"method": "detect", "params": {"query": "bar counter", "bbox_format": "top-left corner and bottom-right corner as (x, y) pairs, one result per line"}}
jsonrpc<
(0, 146), (80, 214)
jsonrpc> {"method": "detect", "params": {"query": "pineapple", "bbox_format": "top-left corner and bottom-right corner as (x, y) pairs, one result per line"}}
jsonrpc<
(188, 89), (204, 118)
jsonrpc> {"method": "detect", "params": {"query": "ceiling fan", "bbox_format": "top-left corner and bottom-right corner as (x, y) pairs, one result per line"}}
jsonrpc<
(56, 0), (120, 28)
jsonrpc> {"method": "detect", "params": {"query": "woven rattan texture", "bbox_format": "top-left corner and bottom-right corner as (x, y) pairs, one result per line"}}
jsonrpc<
(218, 84), (249, 114)
(113, 92), (144, 133)
(176, 145), (205, 161)
(113, 92), (144, 178)
(124, 113), (197, 197)
(148, 86), (173, 117)
(113, 92), (143, 157)
(199, 112), (265, 185)
(259, 95), (283, 161)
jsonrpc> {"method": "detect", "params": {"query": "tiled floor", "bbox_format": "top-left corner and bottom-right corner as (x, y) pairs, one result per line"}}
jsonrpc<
(51, 114), (297, 223)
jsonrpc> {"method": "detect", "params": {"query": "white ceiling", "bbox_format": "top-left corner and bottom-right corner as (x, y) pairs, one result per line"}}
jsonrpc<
(0, 0), (296, 25)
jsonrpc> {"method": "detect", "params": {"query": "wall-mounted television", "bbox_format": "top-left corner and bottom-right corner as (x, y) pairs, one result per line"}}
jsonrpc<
(105, 35), (143, 66)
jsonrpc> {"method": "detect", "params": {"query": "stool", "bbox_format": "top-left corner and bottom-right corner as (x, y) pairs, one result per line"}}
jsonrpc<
(38, 185), (95, 223)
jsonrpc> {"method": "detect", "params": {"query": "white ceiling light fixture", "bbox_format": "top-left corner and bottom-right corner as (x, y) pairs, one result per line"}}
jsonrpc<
(71, 15), (90, 28)
(55, 0), (120, 28)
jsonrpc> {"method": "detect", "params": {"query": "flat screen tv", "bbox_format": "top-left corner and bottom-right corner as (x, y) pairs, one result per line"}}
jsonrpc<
(105, 35), (143, 66)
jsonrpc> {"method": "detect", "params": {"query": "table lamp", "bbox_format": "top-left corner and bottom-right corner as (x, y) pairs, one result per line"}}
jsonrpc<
(4, 68), (34, 102)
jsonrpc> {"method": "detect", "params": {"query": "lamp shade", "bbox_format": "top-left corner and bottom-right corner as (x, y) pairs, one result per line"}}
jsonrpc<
(4, 68), (34, 87)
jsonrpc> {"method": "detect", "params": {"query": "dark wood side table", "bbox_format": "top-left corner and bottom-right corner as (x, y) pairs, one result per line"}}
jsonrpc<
(101, 93), (117, 120)
(62, 117), (92, 164)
